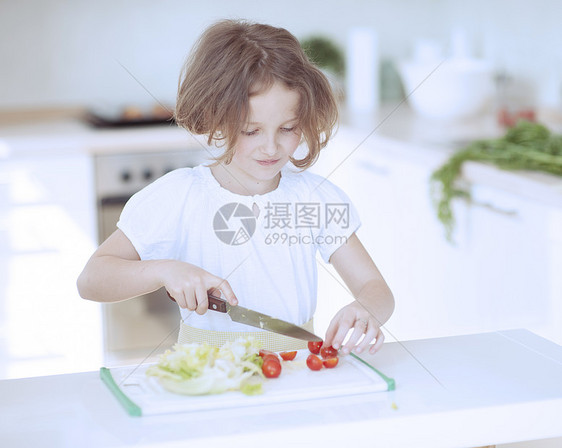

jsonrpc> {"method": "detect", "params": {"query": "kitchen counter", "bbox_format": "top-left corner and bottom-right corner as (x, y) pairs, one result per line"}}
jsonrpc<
(1, 330), (561, 448)
(0, 116), (209, 157)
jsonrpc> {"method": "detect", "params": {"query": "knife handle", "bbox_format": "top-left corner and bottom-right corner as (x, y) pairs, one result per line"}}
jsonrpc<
(166, 291), (227, 313)
(207, 294), (227, 312)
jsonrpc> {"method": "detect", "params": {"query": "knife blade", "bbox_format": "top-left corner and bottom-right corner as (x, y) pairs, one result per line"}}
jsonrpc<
(167, 291), (322, 342)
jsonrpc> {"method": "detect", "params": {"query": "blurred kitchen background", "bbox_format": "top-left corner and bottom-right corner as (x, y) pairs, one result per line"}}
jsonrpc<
(1, 0), (561, 389)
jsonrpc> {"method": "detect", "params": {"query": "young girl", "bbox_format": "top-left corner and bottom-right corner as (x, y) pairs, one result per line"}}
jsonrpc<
(77, 19), (394, 355)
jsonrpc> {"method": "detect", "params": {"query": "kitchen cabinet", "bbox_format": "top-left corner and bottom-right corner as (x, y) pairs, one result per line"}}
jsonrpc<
(0, 151), (102, 379)
(458, 182), (561, 344)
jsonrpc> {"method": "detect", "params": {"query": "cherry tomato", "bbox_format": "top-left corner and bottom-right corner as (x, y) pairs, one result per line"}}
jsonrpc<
(279, 351), (297, 361)
(306, 354), (323, 371)
(262, 358), (282, 378)
(259, 349), (275, 358)
(320, 345), (338, 359)
(308, 341), (323, 355)
(322, 357), (339, 368)
(262, 354), (280, 365)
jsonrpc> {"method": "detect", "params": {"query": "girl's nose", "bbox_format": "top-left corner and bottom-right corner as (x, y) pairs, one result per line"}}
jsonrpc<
(261, 135), (278, 156)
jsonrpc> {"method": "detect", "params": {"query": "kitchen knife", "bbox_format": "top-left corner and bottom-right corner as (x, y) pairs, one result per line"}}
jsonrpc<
(167, 292), (322, 342)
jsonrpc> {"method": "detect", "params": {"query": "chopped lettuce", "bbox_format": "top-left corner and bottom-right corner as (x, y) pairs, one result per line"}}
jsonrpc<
(239, 377), (264, 396)
(146, 337), (264, 396)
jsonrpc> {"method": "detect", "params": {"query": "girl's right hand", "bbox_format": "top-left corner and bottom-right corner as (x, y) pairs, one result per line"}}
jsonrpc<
(157, 260), (238, 315)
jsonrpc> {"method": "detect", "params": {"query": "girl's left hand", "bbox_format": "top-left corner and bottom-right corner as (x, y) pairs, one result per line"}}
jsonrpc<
(323, 302), (385, 356)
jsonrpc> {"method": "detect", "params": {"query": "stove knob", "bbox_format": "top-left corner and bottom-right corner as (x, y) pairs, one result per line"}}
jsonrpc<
(142, 168), (153, 181)
(120, 170), (132, 182)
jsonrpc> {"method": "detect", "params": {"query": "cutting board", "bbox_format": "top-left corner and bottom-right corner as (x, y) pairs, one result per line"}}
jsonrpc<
(100, 350), (395, 417)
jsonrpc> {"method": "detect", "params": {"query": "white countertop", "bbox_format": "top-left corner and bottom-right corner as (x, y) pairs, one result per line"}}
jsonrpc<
(0, 117), (208, 157)
(1, 330), (561, 448)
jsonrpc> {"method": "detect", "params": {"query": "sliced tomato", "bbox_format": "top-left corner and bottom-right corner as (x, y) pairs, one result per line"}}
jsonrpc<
(322, 357), (339, 368)
(320, 345), (338, 359)
(279, 351), (297, 361)
(307, 341), (323, 355)
(262, 358), (282, 378)
(306, 354), (323, 371)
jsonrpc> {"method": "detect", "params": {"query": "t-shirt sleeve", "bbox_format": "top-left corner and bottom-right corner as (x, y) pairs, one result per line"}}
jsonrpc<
(311, 176), (361, 263)
(117, 169), (191, 260)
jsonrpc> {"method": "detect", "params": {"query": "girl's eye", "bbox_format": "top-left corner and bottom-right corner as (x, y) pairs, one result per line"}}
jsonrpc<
(242, 129), (258, 136)
(281, 127), (296, 133)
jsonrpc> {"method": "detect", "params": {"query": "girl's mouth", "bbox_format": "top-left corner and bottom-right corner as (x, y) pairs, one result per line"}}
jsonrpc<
(257, 159), (280, 166)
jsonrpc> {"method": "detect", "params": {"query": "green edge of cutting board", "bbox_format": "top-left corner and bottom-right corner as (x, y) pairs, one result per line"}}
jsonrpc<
(100, 367), (142, 417)
(350, 353), (396, 391)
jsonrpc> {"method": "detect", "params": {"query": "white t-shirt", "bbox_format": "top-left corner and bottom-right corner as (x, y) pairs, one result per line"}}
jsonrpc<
(117, 163), (360, 332)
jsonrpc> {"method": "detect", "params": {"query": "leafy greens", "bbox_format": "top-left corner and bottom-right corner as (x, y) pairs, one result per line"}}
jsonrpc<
(146, 338), (264, 396)
(431, 120), (562, 241)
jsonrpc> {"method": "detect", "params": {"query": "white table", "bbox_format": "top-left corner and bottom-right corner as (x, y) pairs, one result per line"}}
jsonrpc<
(1, 329), (561, 448)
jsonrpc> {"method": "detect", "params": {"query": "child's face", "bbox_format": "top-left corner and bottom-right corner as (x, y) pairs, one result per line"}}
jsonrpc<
(229, 81), (301, 190)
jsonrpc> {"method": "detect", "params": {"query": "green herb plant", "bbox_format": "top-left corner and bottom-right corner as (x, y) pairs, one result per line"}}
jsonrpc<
(431, 120), (562, 241)
(300, 36), (345, 77)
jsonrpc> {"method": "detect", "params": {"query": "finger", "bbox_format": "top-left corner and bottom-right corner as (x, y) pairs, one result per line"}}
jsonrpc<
(215, 279), (238, 306)
(330, 319), (354, 351)
(208, 287), (221, 297)
(194, 286), (209, 315)
(166, 289), (181, 307)
(341, 323), (366, 355)
(323, 319), (340, 347)
(354, 324), (378, 354)
(170, 289), (190, 309)
(184, 289), (197, 311)
(369, 328), (386, 354)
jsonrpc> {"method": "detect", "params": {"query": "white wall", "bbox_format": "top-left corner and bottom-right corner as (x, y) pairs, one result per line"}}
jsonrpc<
(1, 0), (561, 110)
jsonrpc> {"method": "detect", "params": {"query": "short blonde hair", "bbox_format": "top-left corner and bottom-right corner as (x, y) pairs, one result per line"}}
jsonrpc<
(175, 19), (338, 169)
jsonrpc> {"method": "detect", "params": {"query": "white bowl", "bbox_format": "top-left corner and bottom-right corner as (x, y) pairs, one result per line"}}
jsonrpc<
(398, 58), (494, 120)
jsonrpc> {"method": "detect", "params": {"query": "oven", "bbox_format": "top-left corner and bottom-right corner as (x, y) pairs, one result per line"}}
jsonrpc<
(94, 148), (207, 362)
